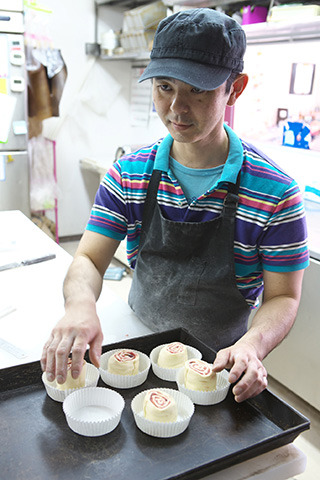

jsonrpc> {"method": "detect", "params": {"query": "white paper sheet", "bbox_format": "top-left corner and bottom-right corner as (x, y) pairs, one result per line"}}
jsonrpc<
(130, 65), (152, 127)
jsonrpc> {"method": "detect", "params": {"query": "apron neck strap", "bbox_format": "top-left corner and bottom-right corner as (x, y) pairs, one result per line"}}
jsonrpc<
(226, 170), (241, 195)
(141, 169), (162, 227)
(142, 168), (241, 224)
(223, 170), (241, 214)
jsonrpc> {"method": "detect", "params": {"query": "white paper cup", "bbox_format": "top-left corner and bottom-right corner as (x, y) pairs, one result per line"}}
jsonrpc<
(42, 363), (100, 402)
(99, 349), (151, 389)
(150, 344), (202, 382)
(176, 368), (230, 406)
(131, 387), (194, 438)
(63, 387), (125, 437)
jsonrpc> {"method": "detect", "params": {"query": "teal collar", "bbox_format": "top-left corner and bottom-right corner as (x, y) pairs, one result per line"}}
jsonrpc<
(154, 123), (243, 185)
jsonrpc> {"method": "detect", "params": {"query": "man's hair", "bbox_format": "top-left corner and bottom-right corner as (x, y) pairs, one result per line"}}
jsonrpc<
(151, 72), (242, 94)
(225, 71), (241, 94)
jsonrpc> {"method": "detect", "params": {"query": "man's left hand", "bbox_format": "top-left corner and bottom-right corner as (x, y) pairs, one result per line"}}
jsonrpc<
(212, 342), (268, 402)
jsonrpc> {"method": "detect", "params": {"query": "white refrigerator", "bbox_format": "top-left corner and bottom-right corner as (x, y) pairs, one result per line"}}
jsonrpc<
(0, 2), (30, 217)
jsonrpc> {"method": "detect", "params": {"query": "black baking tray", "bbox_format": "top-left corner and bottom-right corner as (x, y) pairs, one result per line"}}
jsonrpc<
(0, 328), (310, 480)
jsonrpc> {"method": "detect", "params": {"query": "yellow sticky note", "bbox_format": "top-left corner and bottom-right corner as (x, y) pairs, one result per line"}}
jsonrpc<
(0, 78), (7, 94)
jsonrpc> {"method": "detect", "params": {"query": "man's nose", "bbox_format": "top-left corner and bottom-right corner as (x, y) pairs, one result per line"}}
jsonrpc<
(170, 93), (189, 115)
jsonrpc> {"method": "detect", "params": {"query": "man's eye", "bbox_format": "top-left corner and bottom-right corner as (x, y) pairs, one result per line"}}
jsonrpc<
(192, 87), (205, 94)
(158, 84), (171, 91)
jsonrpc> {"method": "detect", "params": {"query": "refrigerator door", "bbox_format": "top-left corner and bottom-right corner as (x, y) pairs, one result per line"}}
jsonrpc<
(0, 32), (27, 151)
(0, 0), (23, 12)
(0, 151), (30, 217)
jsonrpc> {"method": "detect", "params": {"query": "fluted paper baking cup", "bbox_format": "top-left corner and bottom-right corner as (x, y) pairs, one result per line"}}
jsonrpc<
(63, 387), (125, 436)
(150, 344), (202, 381)
(42, 363), (100, 402)
(99, 349), (151, 388)
(131, 387), (194, 438)
(176, 368), (230, 405)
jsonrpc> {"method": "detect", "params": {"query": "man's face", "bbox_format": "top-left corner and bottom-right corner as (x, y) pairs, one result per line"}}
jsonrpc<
(152, 77), (231, 146)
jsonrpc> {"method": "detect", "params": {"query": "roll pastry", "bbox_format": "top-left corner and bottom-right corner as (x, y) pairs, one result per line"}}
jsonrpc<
(56, 358), (87, 390)
(143, 390), (178, 422)
(157, 342), (188, 368)
(184, 359), (216, 392)
(108, 349), (140, 375)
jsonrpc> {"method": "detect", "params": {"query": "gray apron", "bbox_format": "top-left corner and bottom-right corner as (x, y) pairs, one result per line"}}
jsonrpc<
(128, 169), (251, 351)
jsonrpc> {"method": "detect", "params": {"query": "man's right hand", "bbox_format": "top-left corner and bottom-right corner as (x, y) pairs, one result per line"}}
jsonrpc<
(41, 302), (103, 385)
(41, 231), (120, 385)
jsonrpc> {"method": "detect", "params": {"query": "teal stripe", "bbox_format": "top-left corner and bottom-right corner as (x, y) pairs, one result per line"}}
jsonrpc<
(263, 261), (309, 272)
(86, 224), (125, 241)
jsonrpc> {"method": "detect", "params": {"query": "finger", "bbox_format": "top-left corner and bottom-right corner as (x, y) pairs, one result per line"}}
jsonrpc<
(68, 336), (90, 380)
(232, 362), (260, 396)
(228, 356), (248, 384)
(233, 368), (268, 402)
(234, 376), (268, 402)
(40, 335), (53, 372)
(55, 336), (76, 384)
(44, 333), (63, 382)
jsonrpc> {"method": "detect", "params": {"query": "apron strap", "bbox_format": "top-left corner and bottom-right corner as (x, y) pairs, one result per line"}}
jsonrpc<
(227, 170), (241, 195)
(223, 171), (241, 216)
(142, 168), (241, 226)
(141, 169), (162, 230)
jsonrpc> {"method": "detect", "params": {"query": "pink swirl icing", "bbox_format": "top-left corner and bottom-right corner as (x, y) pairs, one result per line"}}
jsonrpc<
(166, 342), (185, 354)
(188, 359), (212, 376)
(149, 391), (172, 409)
(114, 350), (137, 363)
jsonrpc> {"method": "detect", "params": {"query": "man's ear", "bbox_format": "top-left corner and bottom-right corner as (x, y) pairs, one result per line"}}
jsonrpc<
(227, 74), (249, 106)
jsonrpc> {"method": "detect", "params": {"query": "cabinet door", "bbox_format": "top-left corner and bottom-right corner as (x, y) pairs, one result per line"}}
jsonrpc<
(263, 258), (320, 411)
(0, 152), (31, 217)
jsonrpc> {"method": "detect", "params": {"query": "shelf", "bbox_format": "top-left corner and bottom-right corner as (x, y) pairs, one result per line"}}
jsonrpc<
(100, 51), (150, 60)
(244, 17), (320, 43)
(89, 17), (320, 60)
(95, 0), (320, 12)
(94, 0), (312, 10)
(88, 1), (320, 59)
(95, 0), (159, 6)
(95, 0), (218, 6)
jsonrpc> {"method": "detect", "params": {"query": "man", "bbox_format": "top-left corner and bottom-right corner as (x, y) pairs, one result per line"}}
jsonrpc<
(41, 9), (309, 402)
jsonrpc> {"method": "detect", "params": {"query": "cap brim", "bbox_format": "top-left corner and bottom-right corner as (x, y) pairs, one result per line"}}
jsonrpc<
(139, 57), (232, 91)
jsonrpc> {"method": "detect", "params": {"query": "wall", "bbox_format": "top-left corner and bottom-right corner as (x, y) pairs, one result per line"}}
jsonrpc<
(263, 258), (320, 411)
(40, 0), (166, 237)
(233, 38), (320, 147)
(39, 4), (320, 238)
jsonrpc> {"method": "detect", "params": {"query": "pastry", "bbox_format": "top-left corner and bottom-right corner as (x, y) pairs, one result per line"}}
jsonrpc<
(143, 390), (178, 423)
(157, 342), (188, 369)
(56, 358), (87, 390)
(184, 359), (216, 392)
(107, 349), (140, 375)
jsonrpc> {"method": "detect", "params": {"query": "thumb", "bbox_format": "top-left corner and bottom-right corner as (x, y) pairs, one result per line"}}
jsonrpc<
(89, 335), (103, 368)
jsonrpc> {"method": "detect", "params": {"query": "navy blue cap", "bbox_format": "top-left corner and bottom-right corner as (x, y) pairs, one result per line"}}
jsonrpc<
(139, 8), (246, 90)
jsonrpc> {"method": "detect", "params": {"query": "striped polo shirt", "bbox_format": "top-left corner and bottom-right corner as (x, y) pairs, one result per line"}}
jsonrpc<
(87, 124), (309, 307)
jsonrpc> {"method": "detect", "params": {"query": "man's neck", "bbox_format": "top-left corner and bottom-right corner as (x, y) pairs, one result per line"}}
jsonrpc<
(170, 130), (229, 169)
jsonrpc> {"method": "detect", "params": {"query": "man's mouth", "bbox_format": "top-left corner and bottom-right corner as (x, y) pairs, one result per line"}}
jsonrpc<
(170, 120), (192, 131)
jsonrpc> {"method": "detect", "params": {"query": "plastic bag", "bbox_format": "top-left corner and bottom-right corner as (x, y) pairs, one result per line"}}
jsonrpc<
(28, 135), (58, 211)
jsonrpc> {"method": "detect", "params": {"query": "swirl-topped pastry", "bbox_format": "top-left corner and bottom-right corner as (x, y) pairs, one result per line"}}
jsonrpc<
(107, 349), (140, 375)
(157, 342), (188, 369)
(184, 359), (217, 392)
(56, 358), (87, 391)
(143, 390), (178, 423)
